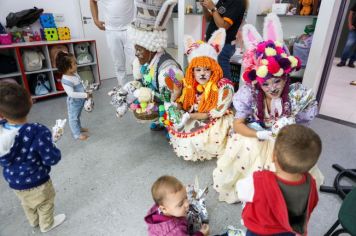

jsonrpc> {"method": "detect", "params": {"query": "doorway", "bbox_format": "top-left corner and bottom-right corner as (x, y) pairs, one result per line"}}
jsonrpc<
(318, 0), (356, 124)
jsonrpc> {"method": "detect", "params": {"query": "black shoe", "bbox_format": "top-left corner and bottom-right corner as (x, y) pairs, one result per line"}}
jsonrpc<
(337, 61), (346, 67)
(348, 62), (355, 68)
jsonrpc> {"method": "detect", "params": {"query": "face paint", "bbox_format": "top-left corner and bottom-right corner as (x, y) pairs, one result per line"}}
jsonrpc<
(261, 77), (286, 99)
(193, 67), (211, 85)
(135, 45), (152, 65)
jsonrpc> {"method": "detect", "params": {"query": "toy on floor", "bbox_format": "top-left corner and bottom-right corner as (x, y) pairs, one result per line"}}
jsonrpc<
(187, 177), (209, 235)
(52, 119), (67, 142)
(108, 80), (142, 118)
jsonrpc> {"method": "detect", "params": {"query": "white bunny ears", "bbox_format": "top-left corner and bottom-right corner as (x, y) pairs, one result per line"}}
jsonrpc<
(184, 28), (226, 62)
(155, 0), (178, 30)
(242, 13), (283, 50)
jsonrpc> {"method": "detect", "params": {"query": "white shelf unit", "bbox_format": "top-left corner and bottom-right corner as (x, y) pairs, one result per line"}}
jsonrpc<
(0, 39), (101, 101)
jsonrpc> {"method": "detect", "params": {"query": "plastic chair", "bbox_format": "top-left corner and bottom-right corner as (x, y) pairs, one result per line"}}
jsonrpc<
(320, 164), (356, 235)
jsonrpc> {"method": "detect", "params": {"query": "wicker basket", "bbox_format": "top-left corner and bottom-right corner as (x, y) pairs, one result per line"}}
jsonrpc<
(133, 109), (159, 121)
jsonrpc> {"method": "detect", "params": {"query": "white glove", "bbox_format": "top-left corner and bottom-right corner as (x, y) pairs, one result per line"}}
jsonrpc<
(256, 130), (273, 141)
(174, 112), (190, 129)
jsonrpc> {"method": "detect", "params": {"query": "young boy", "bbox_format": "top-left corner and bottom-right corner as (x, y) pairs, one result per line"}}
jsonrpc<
(145, 175), (210, 236)
(236, 124), (322, 236)
(0, 82), (65, 233)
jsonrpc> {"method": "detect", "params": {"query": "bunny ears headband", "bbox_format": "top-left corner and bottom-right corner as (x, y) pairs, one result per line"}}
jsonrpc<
(242, 13), (301, 85)
(184, 28), (226, 63)
(129, 0), (178, 52)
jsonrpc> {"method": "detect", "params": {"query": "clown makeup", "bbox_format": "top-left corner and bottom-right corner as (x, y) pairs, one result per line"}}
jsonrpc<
(135, 45), (154, 65)
(260, 77), (286, 99)
(193, 67), (211, 85)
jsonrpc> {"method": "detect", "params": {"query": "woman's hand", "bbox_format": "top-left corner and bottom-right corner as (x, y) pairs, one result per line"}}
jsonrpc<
(200, 224), (210, 236)
(256, 130), (273, 141)
(189, 112), (209, 120)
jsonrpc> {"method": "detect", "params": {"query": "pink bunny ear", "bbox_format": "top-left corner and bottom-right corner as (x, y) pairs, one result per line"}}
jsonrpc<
(242, 24), (263, 50)
(184, 35), (196, 54)
(263, 13), (283, 42)
(207, 28), (226, 54)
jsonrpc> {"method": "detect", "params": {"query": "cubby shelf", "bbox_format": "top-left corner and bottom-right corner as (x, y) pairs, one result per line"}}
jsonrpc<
(0, 39), (101, 101)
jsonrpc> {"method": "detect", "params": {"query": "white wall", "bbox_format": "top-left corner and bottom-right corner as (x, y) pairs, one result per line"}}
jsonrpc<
(0, 0), (84, 38)
(303, 0), (342, 93)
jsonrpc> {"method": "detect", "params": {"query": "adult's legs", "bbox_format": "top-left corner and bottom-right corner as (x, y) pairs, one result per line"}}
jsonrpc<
(338, 31), (356, 66)
(217, 43), (236, 80)
(106, 30), (126, 86)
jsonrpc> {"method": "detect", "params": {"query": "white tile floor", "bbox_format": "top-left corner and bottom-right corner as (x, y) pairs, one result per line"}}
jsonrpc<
(319, 58), (356, 123)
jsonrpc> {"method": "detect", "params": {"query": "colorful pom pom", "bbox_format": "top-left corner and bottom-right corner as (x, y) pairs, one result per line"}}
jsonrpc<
(265, 48), (277, 57)
(273, 68), (284, 77)
(256, 65), (268, 78)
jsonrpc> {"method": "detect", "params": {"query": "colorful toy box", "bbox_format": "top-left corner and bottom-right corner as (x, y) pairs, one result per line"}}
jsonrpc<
(44, 28), (59, 41)
(40, 13), (56, 28)
(57, 27), (71, 40)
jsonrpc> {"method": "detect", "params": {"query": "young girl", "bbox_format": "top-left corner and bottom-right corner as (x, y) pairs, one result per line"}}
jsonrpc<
(56, 52), (91, 140)
(145, 175), (209, 236)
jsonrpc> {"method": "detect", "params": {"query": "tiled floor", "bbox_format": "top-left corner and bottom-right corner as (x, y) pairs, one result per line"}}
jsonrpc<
(319, 58), (356, 123)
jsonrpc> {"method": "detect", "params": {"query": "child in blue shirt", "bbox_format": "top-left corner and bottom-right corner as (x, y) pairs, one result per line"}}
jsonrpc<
(0, 82), (65, 233)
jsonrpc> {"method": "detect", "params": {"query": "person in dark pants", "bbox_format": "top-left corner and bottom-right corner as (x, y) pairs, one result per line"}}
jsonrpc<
(201, 0), (247, 81)
(337, 3), (356, 68)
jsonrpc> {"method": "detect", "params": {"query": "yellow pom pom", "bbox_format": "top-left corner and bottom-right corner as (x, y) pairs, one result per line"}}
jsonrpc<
(265, 48), (277, 57)
(288, 56), (298, 68)
(256, 65), (268, 78)
(196, 40), (204, 45)
(197, 84), (204, 93)
(275, 41), (283, 47)
(273, 68), (284, 77)
(261, 59), (269, 65)
(281, 53), (288, 58)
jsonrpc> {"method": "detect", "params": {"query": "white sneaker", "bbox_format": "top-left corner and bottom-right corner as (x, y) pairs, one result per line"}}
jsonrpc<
(40, 214), (66, 233)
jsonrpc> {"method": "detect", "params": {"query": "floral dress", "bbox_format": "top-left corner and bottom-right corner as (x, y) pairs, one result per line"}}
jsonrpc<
(213, 83), (324, 203)
(168, 79), (234, 161)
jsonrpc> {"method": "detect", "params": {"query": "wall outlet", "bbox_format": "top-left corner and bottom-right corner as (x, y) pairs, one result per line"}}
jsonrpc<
(54, 14), (65, 23)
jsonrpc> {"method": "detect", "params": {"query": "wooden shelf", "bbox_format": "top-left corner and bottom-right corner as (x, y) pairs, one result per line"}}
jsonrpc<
(0, 72), (22, 79)
(0, 39), (101, 101)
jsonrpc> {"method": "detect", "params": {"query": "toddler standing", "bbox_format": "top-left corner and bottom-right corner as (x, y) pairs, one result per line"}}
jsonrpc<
(0, 82), (65, 232)
(145, 175), (210, 236)
(56, 51), (91, 140)
(236, 124), (322, 235)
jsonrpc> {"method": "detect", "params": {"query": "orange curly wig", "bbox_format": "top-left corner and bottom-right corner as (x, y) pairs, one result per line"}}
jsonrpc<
(177, 56), (223, 113)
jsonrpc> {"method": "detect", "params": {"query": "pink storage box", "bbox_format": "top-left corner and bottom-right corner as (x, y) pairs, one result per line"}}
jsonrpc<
(0, 34), (12, 45)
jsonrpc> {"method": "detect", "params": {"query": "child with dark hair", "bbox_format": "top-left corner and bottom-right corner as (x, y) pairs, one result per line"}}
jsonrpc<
(145, 175), (209, 236)
(236, 124), (322, 235)
(56, 51), (91, 140)
(0, 82), (65, 233)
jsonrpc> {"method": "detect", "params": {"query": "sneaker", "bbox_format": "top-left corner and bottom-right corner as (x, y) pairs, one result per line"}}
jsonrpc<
(40, 214), (66, 233)
(337, 61), (346, 67)
(348, 62), (355, 68)
(350, 80), (356, 86)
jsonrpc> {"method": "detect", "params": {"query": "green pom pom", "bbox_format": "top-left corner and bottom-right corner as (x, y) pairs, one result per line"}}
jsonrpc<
(159, 105), (165, 112)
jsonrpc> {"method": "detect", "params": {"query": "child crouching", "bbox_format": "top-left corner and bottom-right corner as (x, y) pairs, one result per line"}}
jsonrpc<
(145, 175), (209, 236)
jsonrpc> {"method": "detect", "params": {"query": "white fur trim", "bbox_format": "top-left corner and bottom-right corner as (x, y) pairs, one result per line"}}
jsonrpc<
(263, 13), (283, 42)
(242, 24), (263, 50)
(155, 0), (178, 30)
(207, 28), (226, 53)
(132, 57), (143, 80)
(128, 26), (168, 52)
(185, 28), (226, 62)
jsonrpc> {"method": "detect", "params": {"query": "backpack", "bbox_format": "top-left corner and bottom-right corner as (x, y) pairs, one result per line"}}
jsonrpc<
(22, 49), (45, 72)
(6, 7), (44, 28)
(28, 73), (51, 95)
